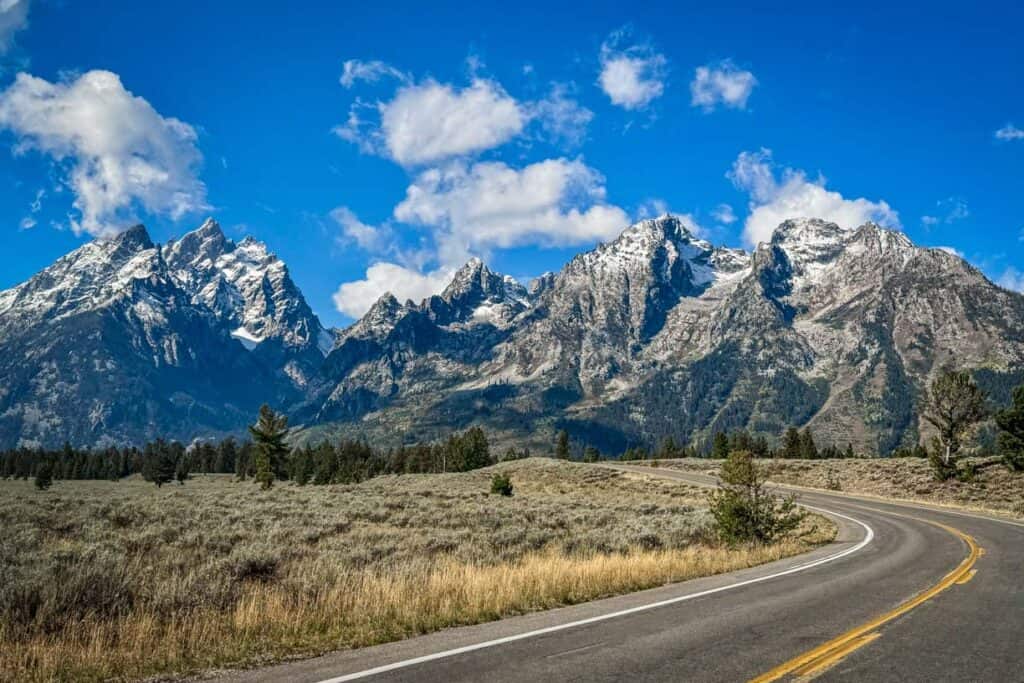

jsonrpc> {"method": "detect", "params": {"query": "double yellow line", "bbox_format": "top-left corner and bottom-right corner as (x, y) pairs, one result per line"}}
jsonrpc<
(749, 516), (982, 682)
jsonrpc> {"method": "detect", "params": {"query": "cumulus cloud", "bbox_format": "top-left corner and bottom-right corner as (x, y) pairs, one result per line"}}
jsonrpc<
(0, 70), (209, 236)
(527, 83), (593, 148)
(0, 0), (29, 55)
(995, 124), (1024, 141)
(998, 266), (1024, 293)
(597, 30), (667, 110)
(332, 261), (454, 318)
(335, 77), (525, 166)
(690, 60), (757, 112)
(728, 148), (900, 246)
(713, 203), (737, 224)
(393, 158), (629, 265)
(339, 59), (409, 88)
(330, 206), (393, 252)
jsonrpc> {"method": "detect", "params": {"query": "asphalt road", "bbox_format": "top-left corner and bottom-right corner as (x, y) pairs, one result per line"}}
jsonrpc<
(219, 465), (1024, 683)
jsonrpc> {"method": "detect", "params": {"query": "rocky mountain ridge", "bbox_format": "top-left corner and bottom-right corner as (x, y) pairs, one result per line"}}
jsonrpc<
(2, 215), (1023, 453)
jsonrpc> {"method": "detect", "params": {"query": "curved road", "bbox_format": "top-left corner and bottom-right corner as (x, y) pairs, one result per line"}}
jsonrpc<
(221, 465), (1024, 682)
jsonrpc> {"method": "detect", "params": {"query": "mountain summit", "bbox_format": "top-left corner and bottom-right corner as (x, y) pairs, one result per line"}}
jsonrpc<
(2, 215), (1022, 453)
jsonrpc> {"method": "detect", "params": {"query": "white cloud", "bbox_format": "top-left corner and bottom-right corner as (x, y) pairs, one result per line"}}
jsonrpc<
(393, 158), (629, 265)
(527, 83), (593, 147)
(336, 77), (525, 166)
(690, 60), (757, 112)
(713, 203), (737, 224)
(728, 148), (900, 246)
(597, 31), (667, 110)
(935, 246), (964, 258)
(339, 59), (409, 88)
(0, 70), (209, 236)
(332, 261), (454, 318)
(636, 198), (669, 219)
(922, 197), (969, 227)
(331, 206), (392, 252)
(0, 0), (29, 55)
(998, 266), (1024, 293)
(995, 124), (1024, 141)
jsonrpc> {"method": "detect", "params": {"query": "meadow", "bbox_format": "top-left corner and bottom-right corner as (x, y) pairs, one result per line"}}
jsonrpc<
(648, 457), (1024, 518)
(0, 458), (833, 681)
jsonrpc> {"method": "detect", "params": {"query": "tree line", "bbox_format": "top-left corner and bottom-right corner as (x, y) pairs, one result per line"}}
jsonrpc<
(8, 369), (1024, 489)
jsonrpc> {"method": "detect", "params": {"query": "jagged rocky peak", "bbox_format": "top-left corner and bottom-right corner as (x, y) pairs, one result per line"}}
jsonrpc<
(441, 257), (527, 306)
(107, 223), (156, 254)
(598, 214), (710, 263)
(529, 272), (556, 297)
(163, 218), (229, 269)
(768, 218), (849, 265)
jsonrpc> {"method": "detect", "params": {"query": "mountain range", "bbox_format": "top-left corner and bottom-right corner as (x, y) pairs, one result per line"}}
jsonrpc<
(2, 215), (1023, 454)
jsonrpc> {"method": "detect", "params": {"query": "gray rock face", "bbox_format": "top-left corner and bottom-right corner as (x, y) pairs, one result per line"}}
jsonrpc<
(3, 214), (1023, 453)
(0, 221), (328, 448)
(309, 216), (1024, 454)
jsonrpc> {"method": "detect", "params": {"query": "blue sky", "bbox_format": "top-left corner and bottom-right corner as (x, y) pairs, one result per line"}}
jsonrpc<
(0, 1), (1022, 327)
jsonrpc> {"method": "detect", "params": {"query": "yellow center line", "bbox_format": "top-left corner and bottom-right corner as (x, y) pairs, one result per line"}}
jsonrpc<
(748, 514), (981, 683)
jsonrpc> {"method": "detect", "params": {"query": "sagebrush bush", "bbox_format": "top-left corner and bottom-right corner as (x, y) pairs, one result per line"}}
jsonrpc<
(490, 473), (513, 496)
(0, 459), (833, 681)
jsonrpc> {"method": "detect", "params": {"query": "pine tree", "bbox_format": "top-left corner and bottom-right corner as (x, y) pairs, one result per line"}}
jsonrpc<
(34, 460), (53, 490)
(249, 405), (291, 489)
(583, 446), (601, 463)
(995, 384), (1024, 472)
(143, 439), (176, 487)
(253, 450), (274, 490)
(844, 443), (856, 459)
(711, 431), (730, 459)
(175, 456), (190, 485)
(798, 429), (818, 459)
(554, 430), (570, 460)
(922, 368), (988, 480)
(781, 427), (802, 459)
(657, 436), (680, 460)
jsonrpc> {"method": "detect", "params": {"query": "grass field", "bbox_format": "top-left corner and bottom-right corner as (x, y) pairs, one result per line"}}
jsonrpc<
(0, 458), (834, 681)
(645, 457), (1024, 518)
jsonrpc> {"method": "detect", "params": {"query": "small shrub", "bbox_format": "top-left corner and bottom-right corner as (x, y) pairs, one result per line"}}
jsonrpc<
(490, 473), (513, 497)
(825, 469), (842, 491)
(957, 461), (977, 483)
(34, 462), (53, 491)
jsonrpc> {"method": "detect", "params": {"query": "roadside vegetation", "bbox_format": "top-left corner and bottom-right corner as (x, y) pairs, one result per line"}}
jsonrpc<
(0, 458), (833, 681)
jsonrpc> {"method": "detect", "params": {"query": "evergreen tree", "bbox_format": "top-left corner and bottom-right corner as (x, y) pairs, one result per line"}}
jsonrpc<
(34, 460), (53, 490)
(554, 430), (570, 460)
(657, 436), (680, 460)
(249, 404), (291, 486)
(175, 456), (190, 485)
(798, 429), (818, 459)
(711, 431), (730, 459)
(583, 445), (601, 463)
(922, 368), (988, 480)
(253, 450), (275, 490)
(844, 443), (856, 459)
(781, 427), (802, 459)
(291, 447), (313, 485)
(142, 439), (176, 487)
(995, 384), (1024, 472)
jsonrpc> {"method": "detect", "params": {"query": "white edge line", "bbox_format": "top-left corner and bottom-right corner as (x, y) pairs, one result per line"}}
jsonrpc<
(316, 505), (874, 682)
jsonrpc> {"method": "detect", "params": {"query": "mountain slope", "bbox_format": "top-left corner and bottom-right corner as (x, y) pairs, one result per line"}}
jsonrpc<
(308, 216), (1024, 454)
(3, 214), (1022, 453)
(0, 221), (339, 448)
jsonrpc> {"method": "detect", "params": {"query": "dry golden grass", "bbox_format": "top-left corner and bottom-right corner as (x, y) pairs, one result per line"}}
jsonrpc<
(0, 459), (834, 682)
(648, 457), (1024, 518)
